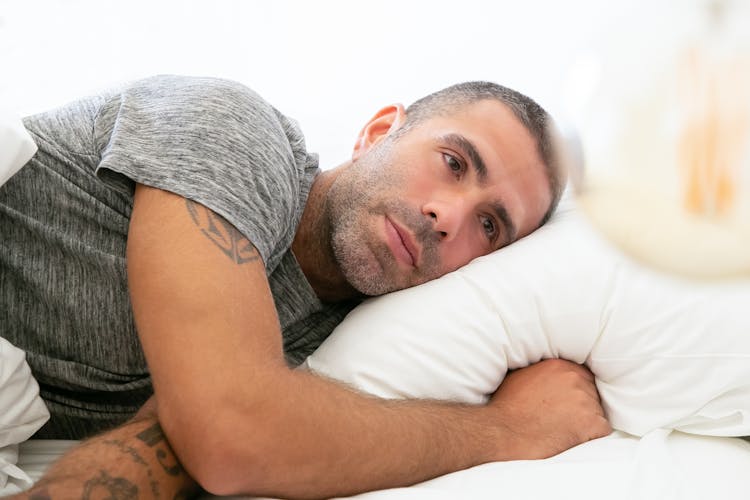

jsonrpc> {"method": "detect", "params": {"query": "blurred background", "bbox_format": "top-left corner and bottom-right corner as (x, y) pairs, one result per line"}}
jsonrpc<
(3, 0), (748, 277)
(0, 0), (689, 168)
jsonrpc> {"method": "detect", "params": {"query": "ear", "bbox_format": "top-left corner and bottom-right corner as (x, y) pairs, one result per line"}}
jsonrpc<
(352, 104), (406, 160)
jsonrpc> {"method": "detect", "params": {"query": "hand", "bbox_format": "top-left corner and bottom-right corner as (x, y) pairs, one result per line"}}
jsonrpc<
(487, 358), (611, 460)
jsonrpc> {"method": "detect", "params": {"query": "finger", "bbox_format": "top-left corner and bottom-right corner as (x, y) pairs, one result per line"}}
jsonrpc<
(580, 416), (611, 443)
(561, 365), (599, 399)
(592, 416), (612, 438)
(578, 375), (602, 401)
(568, 362), (595, 383)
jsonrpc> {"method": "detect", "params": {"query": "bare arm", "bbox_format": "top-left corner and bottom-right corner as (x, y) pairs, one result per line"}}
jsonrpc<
(127, 185), (610, 498)
(7, 399), (198, 500)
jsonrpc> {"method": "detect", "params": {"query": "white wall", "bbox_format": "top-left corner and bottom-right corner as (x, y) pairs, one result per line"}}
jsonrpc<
(0, 0), (697, 169)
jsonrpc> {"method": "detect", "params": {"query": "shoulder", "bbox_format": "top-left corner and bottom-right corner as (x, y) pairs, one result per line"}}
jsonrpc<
(102, 75), (295, 159)
(123, 75), (276, 123)
(129, 74), (259, 98)
(95, 75), (313, 267)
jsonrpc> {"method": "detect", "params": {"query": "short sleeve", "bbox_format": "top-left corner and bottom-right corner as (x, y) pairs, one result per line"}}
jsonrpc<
(94, 75), (305, 268)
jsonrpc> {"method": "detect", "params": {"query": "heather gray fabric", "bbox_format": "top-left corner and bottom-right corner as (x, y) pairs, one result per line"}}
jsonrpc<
(0, 75), (355, 439)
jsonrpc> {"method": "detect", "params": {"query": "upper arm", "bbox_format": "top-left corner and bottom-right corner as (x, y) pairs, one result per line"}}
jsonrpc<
(126, 184), (289, 474)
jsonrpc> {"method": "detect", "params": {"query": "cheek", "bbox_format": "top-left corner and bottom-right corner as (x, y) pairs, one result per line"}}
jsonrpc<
(437, 235), (486, 274)
(400, 161), (442, 198)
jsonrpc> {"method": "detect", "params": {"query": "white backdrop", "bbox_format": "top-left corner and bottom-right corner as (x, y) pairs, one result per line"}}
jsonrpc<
(0, 0), (693, 169)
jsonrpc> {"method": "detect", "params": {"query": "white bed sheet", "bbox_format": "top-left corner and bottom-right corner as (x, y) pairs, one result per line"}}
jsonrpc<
(328, 431), (750, 500)
(12, 431), (750, 500)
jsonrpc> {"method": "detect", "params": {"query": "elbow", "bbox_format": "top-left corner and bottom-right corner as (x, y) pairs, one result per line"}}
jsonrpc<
(159, 406), (274, 497)
(190, 455), (252, 497)
(191, 445), (266, 498)
(155, 367), (299, 496)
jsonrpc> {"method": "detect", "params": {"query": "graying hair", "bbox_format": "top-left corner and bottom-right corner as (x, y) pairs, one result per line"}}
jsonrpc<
(394, 81), (566, 227)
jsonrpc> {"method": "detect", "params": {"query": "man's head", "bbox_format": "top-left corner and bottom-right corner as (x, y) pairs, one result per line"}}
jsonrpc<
(393, 81), (566, 224)
(318, 81), (566, 297)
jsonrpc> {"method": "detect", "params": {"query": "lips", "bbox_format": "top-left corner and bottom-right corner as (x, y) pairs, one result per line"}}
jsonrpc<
(384, 216), (419, 268)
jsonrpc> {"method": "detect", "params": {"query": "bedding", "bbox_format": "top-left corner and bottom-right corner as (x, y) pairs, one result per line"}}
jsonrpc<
(0, 113), (48, 495)
(0, 338), (49, 495)
(335, 431), (750, 500)
(10, 430), (750, 499)
(293, 194), (750, 498)
(303, 193), (750, 437)
(0, 109), (36, 187)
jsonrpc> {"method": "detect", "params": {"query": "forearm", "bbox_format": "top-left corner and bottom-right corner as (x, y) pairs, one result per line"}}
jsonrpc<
(8, 417), (198, 500)
(174, 360), (609, 499)
(192, 369), (498, 498)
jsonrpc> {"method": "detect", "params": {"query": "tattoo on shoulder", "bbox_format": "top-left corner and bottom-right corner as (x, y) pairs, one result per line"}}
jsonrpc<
(136, 422), (184, 477)
(82, 470), (138, 500)
(185, 199), (261, 265)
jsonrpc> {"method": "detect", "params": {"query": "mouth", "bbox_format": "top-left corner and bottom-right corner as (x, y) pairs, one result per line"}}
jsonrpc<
(384, 216), (420, 268)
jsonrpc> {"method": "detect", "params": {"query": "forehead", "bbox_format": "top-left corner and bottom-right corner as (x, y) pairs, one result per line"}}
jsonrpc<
(411, 99), (552, 239)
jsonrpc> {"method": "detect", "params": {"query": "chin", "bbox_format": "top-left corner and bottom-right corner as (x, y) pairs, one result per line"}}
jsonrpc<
(348, 276), (398, 297)
(345, 263), (412, 296)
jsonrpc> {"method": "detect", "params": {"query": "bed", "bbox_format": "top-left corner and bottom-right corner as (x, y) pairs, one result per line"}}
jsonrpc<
(2, 108), (750, 499)
(8, 432), (750, 500)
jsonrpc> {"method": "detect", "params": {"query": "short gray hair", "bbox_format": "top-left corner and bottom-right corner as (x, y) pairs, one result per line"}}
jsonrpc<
(395, 81), (566, 227)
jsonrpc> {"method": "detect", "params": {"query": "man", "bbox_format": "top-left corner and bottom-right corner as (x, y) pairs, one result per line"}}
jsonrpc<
(0, 75), (610, 498)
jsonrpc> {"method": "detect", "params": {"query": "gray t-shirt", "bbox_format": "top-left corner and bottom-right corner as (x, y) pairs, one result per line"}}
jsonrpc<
(0, 75), (355, 439)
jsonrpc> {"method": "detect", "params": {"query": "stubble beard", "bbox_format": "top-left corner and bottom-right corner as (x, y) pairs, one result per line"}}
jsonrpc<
(327, 170), (400, 297)
(326, 145), (442, 296)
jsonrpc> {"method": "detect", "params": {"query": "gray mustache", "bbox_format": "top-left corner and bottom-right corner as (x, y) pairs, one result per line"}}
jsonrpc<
(372, 201), (440, 255)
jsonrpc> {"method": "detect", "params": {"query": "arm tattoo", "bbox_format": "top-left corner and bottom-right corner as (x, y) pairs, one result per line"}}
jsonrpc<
(185, 200), (260, 264)
(136, 422), (183, 477)
(104, 439), (160, 498)
(21, 428), (193, 500)
(82, 470), (138, 500)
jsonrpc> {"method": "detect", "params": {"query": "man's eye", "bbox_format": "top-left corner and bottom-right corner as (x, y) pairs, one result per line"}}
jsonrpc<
(481, 216), (497, 240)
(443, 153), (463, 177)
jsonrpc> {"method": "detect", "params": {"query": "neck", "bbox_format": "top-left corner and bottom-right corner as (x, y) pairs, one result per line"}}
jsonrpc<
(292, 164), (362, 303)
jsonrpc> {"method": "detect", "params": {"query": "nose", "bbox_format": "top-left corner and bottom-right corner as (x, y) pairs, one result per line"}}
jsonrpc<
(423, 197), (468, 242)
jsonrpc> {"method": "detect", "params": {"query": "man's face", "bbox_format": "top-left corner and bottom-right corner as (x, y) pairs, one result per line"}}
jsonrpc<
(325, 99), (552, 296)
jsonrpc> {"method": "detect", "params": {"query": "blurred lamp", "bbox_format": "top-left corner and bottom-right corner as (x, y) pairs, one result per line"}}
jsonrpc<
(565, 0), (750, 279)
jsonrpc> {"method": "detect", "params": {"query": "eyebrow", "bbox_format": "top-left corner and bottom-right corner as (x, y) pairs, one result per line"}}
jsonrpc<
(440, 133), (517, 245)
(443, 133), (488, 181)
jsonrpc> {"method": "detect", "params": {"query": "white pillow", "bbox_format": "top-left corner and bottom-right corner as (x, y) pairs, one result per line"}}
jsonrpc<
(0, 337), (50, 493)
(0, 108), (47, 488)
(302, 197), (750, 437)
(0, 108), (37, 188)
